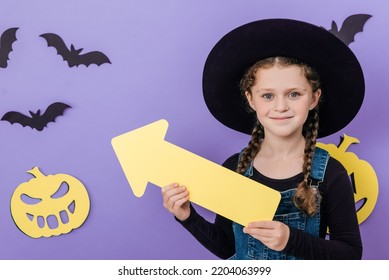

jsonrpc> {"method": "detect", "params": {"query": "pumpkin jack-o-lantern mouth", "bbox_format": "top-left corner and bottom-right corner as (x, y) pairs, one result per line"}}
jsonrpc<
(24, 200), (76, 230)
(11, 167), (90, 238)
(350, 173), (368, 215)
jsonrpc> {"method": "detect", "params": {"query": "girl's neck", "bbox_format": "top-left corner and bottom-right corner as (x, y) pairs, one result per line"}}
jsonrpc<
(254, 134), (306, 179)
(260, 134), (306, 158)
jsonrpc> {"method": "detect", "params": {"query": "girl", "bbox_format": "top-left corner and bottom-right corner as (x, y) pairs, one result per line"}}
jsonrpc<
(162, 19), (363, 259)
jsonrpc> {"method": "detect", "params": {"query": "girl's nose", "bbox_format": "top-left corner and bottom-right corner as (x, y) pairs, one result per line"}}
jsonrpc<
(274, 97), (289, 112)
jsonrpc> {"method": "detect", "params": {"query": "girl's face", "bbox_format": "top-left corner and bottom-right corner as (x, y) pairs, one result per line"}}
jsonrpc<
(245, 64), (321, 139)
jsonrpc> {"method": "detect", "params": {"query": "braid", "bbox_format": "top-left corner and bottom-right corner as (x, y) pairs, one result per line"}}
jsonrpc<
(293, 108), (320, 216)
(236, 122), (264, 175)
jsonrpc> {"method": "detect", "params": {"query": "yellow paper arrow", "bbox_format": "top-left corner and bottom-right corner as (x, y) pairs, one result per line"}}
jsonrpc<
(111, 119), (281, 226)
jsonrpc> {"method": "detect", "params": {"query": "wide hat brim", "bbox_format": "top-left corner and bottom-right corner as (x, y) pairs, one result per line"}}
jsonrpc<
(202, 19), (365, 138)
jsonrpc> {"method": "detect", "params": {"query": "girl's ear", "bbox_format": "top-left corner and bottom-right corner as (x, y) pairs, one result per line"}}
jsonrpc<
(309, 89), (321, 110)
(245, 91), (256, 111)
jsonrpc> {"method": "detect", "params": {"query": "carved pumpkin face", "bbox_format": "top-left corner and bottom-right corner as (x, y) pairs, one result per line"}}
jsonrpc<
(10, 167), (90, 238)
(317, 134), (379, 224)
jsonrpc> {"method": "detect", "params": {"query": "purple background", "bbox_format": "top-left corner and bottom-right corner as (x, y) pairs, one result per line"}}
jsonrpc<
(0, 0), (388, 259)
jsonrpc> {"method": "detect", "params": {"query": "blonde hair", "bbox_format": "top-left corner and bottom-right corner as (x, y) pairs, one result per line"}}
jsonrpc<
(237, 57), (321, 216)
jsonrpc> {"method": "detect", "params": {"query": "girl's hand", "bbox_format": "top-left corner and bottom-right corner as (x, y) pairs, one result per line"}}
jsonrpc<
(243, 221), (290, 251)
(162, 183), (190, 221)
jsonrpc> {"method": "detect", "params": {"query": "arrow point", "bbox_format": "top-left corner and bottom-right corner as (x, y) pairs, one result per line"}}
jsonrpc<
(111, 119), (169, 197)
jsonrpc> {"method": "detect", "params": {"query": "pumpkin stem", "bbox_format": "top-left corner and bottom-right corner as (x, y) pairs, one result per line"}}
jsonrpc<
(27, 167), (45, 178)
(338, 134), (360, 152)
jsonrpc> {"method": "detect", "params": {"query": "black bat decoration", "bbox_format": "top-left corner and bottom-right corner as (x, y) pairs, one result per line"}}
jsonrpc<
(0, 27), (18, 68)
(1, 102), (71, 131)
(327, 14), (372, 46)
(40, 33), (111, 67)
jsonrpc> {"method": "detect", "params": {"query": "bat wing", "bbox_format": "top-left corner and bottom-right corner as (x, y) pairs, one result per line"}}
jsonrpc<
(331, 14), (372, 45)
(0, 27), (19, 68)
(1, 111), (33, 128)
(40, 102), (72, 125)
(40, 33), (72, 62)
(77, 51), (111, 67)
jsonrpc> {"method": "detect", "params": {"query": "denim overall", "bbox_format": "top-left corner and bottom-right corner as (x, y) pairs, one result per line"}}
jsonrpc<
(230, 147), (330, 260)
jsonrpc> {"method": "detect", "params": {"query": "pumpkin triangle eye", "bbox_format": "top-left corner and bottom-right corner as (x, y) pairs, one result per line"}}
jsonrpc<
(51, 182), (69, 199)
(21, 194), (42, 205)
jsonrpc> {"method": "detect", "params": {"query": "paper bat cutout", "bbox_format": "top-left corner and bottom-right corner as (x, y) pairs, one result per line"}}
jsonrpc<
(1, 102), (71, 131)
(40, 33), (111, 67)
(327, 14), (372, 46)
(0, 27), (18, 68)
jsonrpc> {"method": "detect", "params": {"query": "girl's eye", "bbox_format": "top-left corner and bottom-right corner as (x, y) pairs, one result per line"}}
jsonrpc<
(288, 91), (300, 98)
(262, 93), (273, 100)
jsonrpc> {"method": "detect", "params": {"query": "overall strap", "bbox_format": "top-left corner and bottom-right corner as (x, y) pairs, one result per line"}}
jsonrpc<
(238, 147), (330, 184)
(238, 148), (254, 177)
(309, 147), (330, 186)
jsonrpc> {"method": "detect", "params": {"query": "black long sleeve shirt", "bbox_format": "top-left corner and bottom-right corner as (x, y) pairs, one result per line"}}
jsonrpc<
(178, 153), (363, 260)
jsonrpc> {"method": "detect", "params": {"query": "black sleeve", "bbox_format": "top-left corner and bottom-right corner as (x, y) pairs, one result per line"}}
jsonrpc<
(283, 158), (363, 259)
(175, 154), (239, 259)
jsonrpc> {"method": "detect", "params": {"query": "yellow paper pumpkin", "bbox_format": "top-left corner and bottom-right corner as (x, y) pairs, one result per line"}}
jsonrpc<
(317, 134), (379, 224)
(10, 167), (90, 238)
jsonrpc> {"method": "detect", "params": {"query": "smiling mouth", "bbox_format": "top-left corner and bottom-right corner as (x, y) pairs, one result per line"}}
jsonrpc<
(271, 116), (293, 120)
